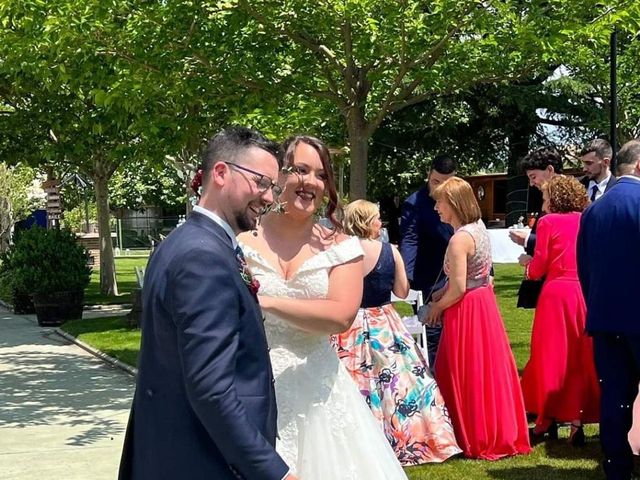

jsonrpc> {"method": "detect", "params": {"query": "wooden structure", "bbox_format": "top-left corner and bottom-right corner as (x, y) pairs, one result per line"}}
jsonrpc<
(464, 173), (512, 227)
(76, 232), (117, 266)
(465, 168), (582, 227)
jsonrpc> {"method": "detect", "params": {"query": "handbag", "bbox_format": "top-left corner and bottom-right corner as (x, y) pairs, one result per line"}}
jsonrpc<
(517, 278), (543, 309)
(417, 268), (444, 324)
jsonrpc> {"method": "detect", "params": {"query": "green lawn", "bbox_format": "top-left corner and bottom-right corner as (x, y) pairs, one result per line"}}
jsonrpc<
(62, 315), (140, 367)
(61, 263), (604, 479)
(84, 256), (150, 305)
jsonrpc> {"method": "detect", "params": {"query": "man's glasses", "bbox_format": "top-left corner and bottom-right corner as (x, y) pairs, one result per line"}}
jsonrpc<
(224, 162), (283, 196)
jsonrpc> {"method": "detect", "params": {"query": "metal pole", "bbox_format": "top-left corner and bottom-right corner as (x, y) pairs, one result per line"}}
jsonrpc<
(610, 28), (618, 173)
(117, 218), (123, 250)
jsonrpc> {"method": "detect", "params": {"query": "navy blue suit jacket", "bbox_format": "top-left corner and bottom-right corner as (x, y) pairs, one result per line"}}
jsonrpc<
(580, 173), (617, 198)
(577, 177), (640, 334)
(400, 185), (453, 294)
(119, 212), (288, 480)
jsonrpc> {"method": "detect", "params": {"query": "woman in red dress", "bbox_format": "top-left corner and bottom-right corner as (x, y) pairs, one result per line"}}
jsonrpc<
(425, 177), (531, 460)
(519, 175), (600, 446)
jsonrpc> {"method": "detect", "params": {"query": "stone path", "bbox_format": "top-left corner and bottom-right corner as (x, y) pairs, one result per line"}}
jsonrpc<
(0, 308), (134, 479)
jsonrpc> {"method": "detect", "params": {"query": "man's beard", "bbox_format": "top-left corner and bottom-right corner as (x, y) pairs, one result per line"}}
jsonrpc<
(233, 208), (258, 233)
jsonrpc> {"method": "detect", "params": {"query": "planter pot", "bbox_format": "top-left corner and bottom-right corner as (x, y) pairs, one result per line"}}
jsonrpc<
(32, 290), (85, 327)
(13, 291), (35, 314)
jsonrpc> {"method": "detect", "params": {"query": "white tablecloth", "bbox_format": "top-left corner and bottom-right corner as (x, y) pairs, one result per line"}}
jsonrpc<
(487, 228), (528, 263)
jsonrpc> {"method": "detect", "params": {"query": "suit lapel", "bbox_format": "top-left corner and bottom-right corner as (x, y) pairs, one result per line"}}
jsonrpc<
(188, 213), (269, 338)
(188, 211), (235, 250)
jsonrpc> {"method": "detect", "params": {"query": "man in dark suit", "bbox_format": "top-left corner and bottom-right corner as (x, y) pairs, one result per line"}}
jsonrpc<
(508, 147), (563, 308)
(119, 127), (295, 480)
(400, 154), (456, 368)
(578, 139), (640, 480)
(509, 147), (564, 256)
(579, 138), (617, 201)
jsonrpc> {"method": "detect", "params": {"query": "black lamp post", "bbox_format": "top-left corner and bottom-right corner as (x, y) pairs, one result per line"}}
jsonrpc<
(610, 28), (618, 173)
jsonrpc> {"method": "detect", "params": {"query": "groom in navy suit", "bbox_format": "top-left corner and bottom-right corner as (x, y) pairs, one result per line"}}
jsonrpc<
(119, 127), (295, 480)
(578, 139), (640, 480)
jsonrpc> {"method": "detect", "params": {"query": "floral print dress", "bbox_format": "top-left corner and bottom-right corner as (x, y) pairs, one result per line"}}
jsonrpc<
(332, 242), (461, 465)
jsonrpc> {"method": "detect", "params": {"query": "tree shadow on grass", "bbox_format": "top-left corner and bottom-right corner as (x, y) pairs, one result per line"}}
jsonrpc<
(540, 436), (603, 461)
(62, 316), (133, 336)
(487, 464), (602, 480)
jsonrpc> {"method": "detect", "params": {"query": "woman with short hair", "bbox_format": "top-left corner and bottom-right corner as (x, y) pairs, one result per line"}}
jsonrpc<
(425, 177), (531, 459)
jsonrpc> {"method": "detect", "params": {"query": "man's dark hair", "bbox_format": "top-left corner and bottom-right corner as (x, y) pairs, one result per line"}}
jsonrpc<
(520, 147), (564, 174)
(580, 138), (613, 160)
(616, 140), (640, 173)
(202, 126), (283, 180)
(431, 154), (457, 175)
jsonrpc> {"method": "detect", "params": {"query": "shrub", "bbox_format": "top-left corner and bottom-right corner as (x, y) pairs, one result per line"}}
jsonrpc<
(0, 245), (35, 313)
(5, 227), (92, 295)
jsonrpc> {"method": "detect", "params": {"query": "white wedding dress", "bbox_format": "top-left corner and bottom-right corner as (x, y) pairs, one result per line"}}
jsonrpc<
(243, 237), (407, 479)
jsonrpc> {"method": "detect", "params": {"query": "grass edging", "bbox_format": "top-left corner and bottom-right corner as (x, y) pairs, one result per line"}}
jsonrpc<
(55, 327), (138, 377)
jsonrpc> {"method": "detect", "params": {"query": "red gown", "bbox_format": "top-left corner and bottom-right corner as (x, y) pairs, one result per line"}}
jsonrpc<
(521, 212), (600, 425)
(435, 221), (531, 460)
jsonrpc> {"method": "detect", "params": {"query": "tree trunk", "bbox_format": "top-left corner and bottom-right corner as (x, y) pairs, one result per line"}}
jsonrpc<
(0, 196), (11, 253)
(347, 109), (370, 200)
(93, 158), (119, 296)
(185, 176), (193, 215)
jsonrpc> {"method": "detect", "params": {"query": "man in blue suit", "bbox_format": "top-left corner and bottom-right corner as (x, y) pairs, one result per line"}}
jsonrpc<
(400, 155), (456, 368)
(119, 127), (295, 480)
(578, 139), (640, 480)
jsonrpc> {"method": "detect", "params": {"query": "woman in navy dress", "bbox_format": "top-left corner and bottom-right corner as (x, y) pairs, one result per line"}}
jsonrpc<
(332, 200), (461, 465)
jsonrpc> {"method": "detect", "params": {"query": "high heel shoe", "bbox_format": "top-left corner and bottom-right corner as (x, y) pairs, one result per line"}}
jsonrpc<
(529, 420), (558, 442)
(568, 424), (585, 447)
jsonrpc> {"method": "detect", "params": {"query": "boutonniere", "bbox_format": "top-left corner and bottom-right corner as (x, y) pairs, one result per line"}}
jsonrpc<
(241, 271), (260, 296)
(236, 248), (260, 296)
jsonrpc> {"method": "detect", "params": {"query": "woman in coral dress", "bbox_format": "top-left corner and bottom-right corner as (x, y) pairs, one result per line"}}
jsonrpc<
(424, 177), (531, 460)
(519, 175), (600, 445)
(332, 200), (461, 465)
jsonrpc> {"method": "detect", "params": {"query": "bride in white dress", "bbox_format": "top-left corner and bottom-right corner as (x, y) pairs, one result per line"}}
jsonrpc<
(238, 136), (407, 479)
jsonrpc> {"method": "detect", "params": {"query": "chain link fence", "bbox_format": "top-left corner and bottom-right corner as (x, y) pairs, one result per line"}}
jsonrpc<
(115, 215), (182, 250)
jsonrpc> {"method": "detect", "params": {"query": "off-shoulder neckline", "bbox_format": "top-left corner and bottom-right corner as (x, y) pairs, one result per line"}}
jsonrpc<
(240, 236), (360, 282)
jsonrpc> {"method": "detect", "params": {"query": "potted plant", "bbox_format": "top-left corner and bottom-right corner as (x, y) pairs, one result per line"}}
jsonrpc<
(9, 227), (91, 326)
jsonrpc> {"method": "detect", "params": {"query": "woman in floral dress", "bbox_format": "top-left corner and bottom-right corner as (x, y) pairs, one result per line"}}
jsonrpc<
(332, 199), (461, 465)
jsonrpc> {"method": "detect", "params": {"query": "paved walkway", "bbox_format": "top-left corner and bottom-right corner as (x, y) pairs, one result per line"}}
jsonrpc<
(0, 307), (134, 479)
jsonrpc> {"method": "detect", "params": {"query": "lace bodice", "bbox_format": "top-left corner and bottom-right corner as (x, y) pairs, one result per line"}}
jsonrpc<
(242, 236), (363, 354)
(444, 220), (492, 283)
